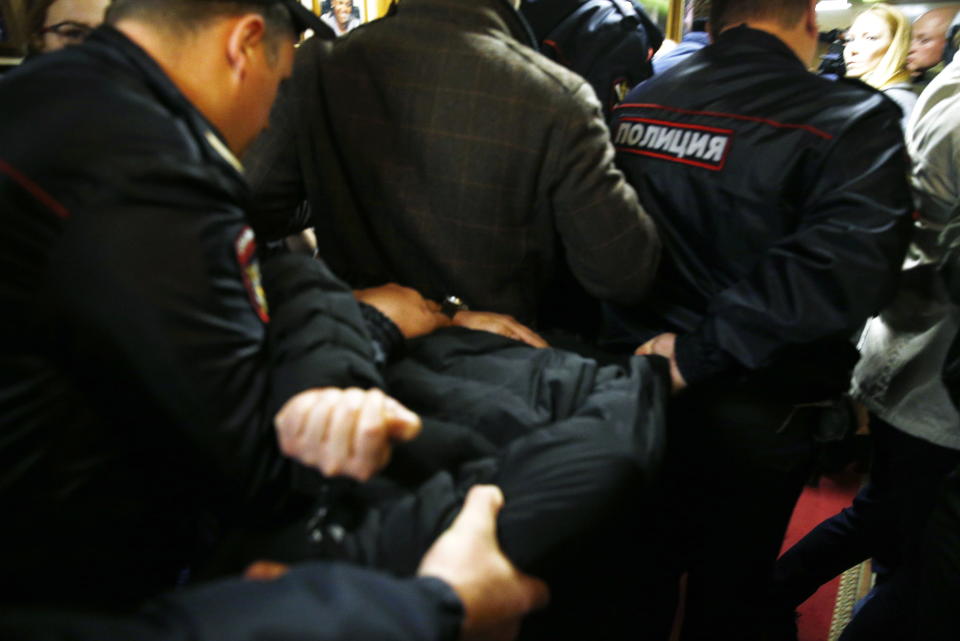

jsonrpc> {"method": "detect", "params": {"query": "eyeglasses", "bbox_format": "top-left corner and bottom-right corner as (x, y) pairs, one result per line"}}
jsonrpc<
(39, 21), (94, 45)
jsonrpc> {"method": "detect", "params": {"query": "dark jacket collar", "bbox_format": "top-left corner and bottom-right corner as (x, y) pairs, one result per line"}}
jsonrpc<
(86, 25), (201, 125)
(397, 0), (537, 49)
(713, 25), (807, 72)
(83, 25), (241, 174)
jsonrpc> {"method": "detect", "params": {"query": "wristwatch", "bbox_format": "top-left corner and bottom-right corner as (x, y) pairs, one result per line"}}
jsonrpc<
(440, 295), (469, 318)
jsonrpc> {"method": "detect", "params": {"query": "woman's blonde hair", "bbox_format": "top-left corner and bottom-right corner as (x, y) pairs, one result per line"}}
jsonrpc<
(853, 3), (912, 90)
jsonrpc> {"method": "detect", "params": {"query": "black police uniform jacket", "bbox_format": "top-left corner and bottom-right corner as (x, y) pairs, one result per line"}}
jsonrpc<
(0, 25), (667, 620)
(0, 24), (398, 610)
(0, 563), (466, 641)
(606, 26), (913, 401)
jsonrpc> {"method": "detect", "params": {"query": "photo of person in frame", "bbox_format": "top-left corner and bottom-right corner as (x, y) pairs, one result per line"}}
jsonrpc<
(321, 0), (360, 36)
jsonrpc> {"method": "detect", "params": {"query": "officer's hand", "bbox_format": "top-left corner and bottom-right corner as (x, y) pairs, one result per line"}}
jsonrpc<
(452, 311), (549, 348)
(635, 332), (688, 393)
(418, 485), (550, 641)
(355, 283), (451, 338)
(274, 388), (422, 481)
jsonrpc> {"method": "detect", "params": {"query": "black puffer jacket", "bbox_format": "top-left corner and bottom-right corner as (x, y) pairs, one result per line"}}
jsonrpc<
(605, 26), (913, 402)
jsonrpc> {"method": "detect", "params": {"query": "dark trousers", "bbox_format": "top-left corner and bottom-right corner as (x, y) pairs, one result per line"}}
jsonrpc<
(915, 463), (960, 641)
(772, 418), (960, 641)
(634, 384), (819, 641)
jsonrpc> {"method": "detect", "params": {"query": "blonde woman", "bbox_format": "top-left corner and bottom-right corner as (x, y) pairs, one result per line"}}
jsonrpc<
(844, 3), (916, 128)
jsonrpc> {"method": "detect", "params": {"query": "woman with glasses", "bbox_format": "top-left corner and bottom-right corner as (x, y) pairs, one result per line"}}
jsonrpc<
(27, 0), (107, 54)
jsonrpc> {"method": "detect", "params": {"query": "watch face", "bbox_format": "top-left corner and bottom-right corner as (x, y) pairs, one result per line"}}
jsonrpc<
(441, 295), (467, 318)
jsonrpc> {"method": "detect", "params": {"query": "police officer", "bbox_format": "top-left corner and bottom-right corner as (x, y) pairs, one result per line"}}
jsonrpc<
(604, 0), (912, 639)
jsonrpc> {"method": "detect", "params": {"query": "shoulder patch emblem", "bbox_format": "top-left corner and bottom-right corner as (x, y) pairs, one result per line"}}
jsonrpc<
(612, 77), (631, 105)
(235, 226), (270, 323)
(613, 117), (734, 171)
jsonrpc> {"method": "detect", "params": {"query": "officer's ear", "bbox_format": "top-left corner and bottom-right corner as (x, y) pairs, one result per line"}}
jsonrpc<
(224, 13), (268, 82)
(804, 0), (818, 38)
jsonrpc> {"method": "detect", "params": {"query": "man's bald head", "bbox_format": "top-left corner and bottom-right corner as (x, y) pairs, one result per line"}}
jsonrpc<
(908, 6), (957, 73)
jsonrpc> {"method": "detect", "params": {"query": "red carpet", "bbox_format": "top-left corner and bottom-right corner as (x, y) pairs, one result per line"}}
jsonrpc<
(780, 469), (863, 641)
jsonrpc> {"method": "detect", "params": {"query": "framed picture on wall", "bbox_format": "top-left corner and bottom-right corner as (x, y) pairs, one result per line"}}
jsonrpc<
(300, 0), (389, 36)
(319, 0), (363, 36)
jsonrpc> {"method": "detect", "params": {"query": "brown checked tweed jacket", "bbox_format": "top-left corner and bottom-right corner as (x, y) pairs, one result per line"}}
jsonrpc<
(245, 0), (660, 326)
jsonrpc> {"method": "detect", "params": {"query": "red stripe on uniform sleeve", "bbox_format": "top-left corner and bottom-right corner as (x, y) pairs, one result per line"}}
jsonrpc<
(614, 103), (835, 140)
(0, 158), (70, 219)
